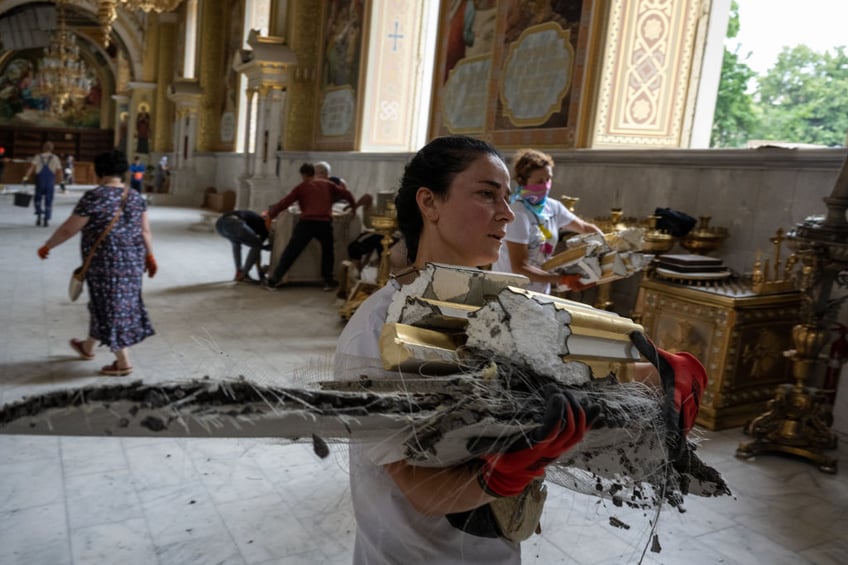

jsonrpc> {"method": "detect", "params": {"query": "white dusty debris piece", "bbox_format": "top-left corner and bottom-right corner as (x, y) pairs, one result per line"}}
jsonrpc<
(542, 228), (649, 287)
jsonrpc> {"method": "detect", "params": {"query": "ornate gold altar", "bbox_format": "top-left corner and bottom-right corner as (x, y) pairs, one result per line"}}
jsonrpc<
(633, 277), (802, 430)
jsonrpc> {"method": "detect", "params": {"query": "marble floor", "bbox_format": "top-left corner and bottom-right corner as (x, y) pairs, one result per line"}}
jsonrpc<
(0, 188), (846, 565)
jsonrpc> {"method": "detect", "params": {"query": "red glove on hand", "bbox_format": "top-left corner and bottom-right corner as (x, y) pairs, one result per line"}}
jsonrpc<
(477, 390), (592, 498)
(559, 274), (592, 291)
(144, 254), (158, 278)
(630, 332), (707, 435)
(37, 245), (50, 260)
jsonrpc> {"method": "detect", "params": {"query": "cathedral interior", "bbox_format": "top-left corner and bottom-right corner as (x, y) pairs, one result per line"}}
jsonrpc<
(1, 1), (847, 564)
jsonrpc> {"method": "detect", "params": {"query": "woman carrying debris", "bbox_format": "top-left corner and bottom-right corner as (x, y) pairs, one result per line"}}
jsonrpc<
(491, 148), (603, 294)
(335, 136), (597, 563)
(37, 149), (156, 376)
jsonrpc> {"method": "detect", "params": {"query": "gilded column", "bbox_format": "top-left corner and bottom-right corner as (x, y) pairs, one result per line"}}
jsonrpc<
(154, 13), (178, 153)
(195, 1), (225, 152)
(284, 1), (322, 150)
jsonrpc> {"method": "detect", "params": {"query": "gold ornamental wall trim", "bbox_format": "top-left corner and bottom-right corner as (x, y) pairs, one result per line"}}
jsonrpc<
(592, 0), (702, 148)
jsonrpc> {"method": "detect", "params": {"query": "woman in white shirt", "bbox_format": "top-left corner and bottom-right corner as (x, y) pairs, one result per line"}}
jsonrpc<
(491, 148), (602, 294)
(335, 136), (594, 564)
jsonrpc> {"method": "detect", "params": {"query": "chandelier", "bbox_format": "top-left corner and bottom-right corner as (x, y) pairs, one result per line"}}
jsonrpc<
(33, 0), (92, 117)
(121, 0), (185, 12)
(97, 0), (185, 46)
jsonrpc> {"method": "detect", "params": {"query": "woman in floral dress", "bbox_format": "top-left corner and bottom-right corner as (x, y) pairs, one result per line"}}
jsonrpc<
(38, 150), (157, 376)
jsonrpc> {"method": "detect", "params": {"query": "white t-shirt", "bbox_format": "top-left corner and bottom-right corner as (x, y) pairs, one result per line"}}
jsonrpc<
(30, 152), (62, 175)
(335, 282), (520, 565)
(492, 198), (577, 294)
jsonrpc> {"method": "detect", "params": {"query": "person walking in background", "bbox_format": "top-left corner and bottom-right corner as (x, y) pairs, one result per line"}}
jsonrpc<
(263, 161), (357, 291)
(492, 148), (603, 294)
(36, 149), (156, 377)
(215, 209), (270, 283)
(23, 141), (63, 227)
(154, 155), (168, 192)
(129, 155), (145, 192)
(59, 153), (75, 192)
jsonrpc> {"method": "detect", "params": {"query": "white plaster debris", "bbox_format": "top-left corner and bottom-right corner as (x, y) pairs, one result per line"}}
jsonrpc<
(465, 287), (590, 384)
(544, 229), (649, 288)
(386, 263), (528, 323)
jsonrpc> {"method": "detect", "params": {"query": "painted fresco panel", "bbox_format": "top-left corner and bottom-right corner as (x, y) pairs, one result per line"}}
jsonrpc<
(430, 0), (599, 148)
(315, 0), (367, 149)
(0, 50), (101, 129)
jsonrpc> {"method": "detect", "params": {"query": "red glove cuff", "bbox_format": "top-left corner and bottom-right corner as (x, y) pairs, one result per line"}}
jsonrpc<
(559, 274), (590, 291)
(658, 349), (707, 434)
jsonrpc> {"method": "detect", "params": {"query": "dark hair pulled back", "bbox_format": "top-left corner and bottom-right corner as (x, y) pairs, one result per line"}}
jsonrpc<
(395, 135), (504, 263)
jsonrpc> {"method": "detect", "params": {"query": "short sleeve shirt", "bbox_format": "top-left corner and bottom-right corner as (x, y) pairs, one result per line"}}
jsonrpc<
(491, 198), (577, 293)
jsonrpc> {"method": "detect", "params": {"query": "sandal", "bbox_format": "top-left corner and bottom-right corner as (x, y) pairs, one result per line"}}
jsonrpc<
(99, 361), (133, 376)
(70, 339), (95, 360)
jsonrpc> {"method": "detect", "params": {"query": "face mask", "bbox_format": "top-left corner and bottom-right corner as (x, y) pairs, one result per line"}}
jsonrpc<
(518, 180), (551, 206)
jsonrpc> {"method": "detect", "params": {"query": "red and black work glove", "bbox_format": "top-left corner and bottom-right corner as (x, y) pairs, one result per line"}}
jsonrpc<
(144, 254), (158, 278)
(629, 331), (707, 436)
(474, 389), (595, 498)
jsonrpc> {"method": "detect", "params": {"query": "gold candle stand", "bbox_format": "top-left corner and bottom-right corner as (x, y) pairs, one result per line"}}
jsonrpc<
(736, 153), (848, 474)
(338, 203), (398, 320)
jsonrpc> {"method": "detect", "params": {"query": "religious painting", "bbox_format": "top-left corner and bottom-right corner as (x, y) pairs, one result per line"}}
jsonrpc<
(430, 0), (601, 148)
(136, 103), (151, 154)
(315, 0), (367, 150)
(0, 50), (101, 129)
(433, 0), (498, 134)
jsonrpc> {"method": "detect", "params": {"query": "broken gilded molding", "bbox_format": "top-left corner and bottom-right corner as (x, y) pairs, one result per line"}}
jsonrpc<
(379, 323), (460, 371)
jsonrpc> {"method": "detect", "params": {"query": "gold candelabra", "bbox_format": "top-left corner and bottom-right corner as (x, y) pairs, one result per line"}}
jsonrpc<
(737, 155), (848, 473)
(751, 228), (798, 294)
(370, 202), (398, 287)
(680, 216), (728, 255)
(339, 202), (398, 321)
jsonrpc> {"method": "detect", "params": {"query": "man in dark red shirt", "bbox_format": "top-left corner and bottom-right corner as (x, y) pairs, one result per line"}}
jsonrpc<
(264, 161), (356, 291)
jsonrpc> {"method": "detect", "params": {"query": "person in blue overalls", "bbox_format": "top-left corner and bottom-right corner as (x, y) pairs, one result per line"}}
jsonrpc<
(23, 141), (64, 227)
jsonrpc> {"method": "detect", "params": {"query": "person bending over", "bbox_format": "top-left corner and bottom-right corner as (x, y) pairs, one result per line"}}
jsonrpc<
(216, 209), (270, 283)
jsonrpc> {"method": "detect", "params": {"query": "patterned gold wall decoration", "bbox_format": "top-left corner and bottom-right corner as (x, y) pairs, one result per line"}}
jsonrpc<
(591, 0), (702, 148)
